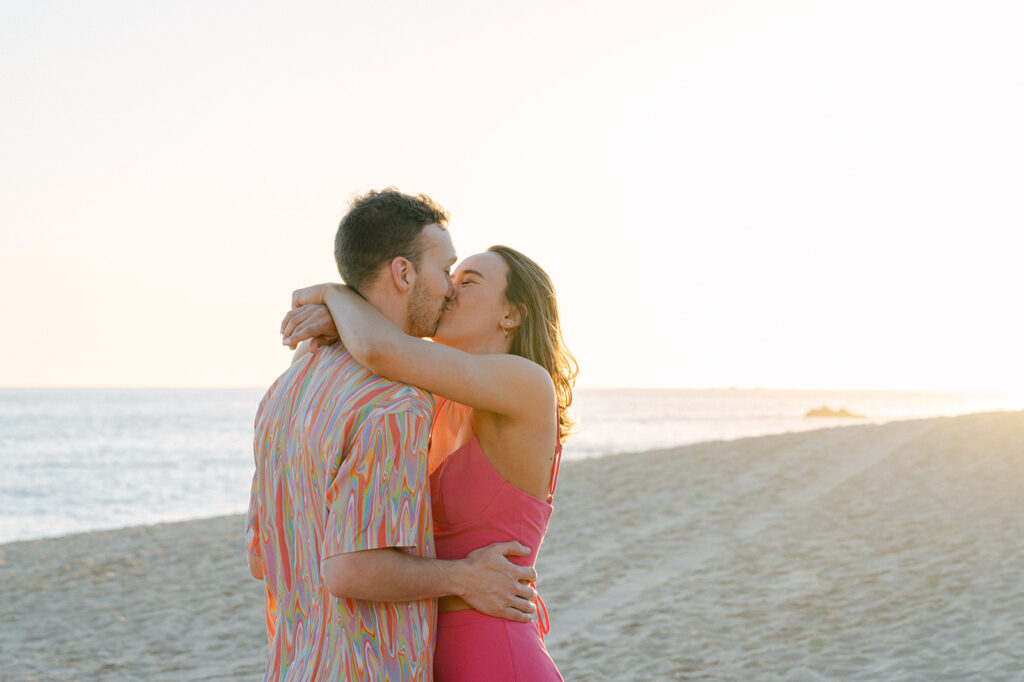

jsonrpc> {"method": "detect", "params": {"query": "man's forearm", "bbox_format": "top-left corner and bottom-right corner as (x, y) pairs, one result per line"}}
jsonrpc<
(323, 548), (467, 602)
(325, 542), (538, 622)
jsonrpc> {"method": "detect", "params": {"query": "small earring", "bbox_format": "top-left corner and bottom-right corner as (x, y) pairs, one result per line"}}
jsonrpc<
(503, 325), (509, 339)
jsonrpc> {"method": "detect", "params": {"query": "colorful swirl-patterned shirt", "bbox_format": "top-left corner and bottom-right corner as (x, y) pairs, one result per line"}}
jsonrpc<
(246, 344), (436, 681)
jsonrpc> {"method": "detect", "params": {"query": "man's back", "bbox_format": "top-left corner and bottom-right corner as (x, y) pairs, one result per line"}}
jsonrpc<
(246, 344), (436, 681)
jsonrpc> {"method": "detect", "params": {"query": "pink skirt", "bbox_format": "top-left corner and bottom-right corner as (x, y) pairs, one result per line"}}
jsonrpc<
(434, 609), (562, 682)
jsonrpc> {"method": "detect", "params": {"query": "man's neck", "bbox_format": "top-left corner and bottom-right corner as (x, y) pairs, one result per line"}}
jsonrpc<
(360, 281), (411, 335)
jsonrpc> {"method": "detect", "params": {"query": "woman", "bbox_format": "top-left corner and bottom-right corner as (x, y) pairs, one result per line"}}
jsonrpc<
(281, 245), (576, 681)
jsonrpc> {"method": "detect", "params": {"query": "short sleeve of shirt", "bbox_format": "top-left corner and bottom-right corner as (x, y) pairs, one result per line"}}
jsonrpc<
(245, 470), (260, 556)
(245, 391), (272, 557)
(322, 409), (433, 558)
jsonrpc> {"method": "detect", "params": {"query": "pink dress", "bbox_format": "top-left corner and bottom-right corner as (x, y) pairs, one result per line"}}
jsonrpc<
(429, 413), (563, 681)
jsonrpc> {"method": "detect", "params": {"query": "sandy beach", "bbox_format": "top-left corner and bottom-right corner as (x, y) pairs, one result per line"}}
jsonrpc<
(4, 411), (1023, 681)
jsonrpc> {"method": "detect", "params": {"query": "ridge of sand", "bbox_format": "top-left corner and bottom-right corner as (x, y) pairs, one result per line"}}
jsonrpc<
(546, 420), (933, 643)
(538, 412), (1024, 680)
(3, 412), (1023, 681)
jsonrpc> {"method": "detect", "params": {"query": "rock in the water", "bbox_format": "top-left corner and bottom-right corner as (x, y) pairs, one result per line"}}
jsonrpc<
(805, 406), (865, 418)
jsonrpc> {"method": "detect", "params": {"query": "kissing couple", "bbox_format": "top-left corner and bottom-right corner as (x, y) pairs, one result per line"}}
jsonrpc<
(247, 187), (576, 680)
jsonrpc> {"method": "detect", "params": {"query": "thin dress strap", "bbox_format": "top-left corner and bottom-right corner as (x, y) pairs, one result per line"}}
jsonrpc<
(537, 404), (562, 640)
(547, 406), (562, 502)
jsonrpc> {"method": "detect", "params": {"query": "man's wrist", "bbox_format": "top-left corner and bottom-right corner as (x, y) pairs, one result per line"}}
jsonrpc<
(439, 558), (470, 599)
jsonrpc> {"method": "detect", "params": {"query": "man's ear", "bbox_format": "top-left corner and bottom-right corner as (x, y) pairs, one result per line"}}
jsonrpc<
(389, 257), (416, 293)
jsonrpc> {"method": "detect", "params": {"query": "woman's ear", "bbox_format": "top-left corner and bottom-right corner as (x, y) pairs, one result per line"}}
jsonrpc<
(389, 257), (415, 293)
(503, 305), (524, 330)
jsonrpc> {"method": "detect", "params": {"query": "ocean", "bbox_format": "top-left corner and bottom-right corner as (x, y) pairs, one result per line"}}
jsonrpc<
(1, 387), (1020, 544)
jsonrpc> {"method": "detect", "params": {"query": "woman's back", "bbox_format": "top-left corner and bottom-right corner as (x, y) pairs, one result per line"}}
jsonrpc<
(429, 404), (557, 568)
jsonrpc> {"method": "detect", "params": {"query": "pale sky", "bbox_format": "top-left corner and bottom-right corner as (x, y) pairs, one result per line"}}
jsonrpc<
(2, 0), (1022, 391)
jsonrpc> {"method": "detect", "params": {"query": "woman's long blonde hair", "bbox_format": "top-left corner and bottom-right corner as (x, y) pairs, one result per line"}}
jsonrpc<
(488, 245), (578, 441)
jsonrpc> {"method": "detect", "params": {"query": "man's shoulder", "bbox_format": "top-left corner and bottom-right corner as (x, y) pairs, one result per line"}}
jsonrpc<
(258, 344), (434, 422)
(365, 383), (435, 420)
(314, 345), (434, 418)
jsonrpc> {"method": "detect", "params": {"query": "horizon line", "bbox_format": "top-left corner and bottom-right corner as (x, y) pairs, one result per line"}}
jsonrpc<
(0, 384), (1019, 394)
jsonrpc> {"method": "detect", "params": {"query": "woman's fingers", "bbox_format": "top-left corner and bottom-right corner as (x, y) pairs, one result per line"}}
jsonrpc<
(309, 336), (336, 352)
(280, 307), (308, 340)
(282, 305), (324, 343)
(281, 311), (312, 345)
(286, 320), (320, 346)
(290, 320), (323, 345)
(305, 307), (338, 339)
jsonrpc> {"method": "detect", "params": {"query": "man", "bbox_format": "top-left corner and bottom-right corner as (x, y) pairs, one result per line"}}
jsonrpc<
(246, 188), (537, 680)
